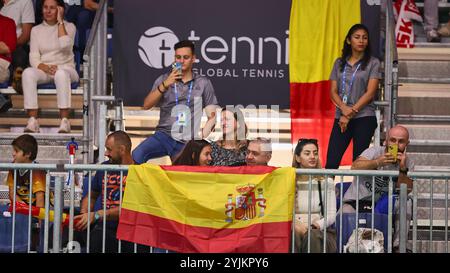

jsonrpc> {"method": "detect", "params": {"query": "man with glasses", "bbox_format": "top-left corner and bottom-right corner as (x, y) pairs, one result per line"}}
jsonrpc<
(245, 137), (272, 166)
(132, 40), (219, 164)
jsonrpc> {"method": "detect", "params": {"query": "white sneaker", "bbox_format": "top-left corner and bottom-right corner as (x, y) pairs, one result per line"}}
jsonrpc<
(58, 118), (71, 133)
(24, 117), (40, 133)
(426, 29), (441, 42)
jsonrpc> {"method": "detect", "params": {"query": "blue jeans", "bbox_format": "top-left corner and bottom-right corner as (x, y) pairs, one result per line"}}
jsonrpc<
(132, 131), (185, 164)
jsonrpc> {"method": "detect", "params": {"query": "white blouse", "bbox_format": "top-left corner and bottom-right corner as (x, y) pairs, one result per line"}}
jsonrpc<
(29, 20), (76, 69)
(295, 177), (336, 230)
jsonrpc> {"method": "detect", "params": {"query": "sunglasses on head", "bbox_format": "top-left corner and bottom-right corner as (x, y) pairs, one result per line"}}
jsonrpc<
(298, 138), (318, 144)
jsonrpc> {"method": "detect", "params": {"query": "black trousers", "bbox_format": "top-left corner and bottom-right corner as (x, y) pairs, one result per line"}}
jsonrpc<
(325, 116), (377, 169)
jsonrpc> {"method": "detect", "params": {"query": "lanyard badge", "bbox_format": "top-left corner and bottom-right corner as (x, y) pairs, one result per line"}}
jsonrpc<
(341, 63), (361, 105)
(174, 81), (194, 126)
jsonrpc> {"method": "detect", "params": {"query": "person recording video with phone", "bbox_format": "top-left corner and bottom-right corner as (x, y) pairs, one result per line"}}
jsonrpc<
(340, 125), (415, 252)
(132, 40), (219, 164)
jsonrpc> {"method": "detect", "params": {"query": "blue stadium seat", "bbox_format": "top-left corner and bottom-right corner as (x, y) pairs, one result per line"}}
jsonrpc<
(335, 182), (352, 211)
(0, 205), (29, 253)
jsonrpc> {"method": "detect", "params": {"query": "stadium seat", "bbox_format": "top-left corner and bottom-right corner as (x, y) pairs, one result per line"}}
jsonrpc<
(0, 205), (29, 253)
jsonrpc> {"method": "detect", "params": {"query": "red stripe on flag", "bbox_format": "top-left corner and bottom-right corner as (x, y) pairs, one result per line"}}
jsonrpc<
(290, 81), (353, 166)
(117, 208), (291, 253)
(159, 165), (278, 175)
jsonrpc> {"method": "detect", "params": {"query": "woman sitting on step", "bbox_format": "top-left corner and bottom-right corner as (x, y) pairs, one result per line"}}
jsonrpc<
(22, 0), (78, 133)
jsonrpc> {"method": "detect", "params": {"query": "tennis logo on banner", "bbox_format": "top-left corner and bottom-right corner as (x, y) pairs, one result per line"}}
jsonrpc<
(138, 26), (179, 69)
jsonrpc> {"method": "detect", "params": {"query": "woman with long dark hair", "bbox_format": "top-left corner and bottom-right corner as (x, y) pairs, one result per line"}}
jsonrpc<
(292, 138), (336, 253)
(172, 140), (212, 166)
(326, 23), (380, 169)
(205, 107), (248, 166)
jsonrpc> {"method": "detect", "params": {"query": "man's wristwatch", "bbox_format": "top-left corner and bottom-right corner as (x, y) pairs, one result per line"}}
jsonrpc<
(94, 211), (101, 223)
(399, 168), (409, 175)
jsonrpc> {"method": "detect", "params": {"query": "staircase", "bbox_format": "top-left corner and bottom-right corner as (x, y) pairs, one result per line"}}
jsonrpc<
(0, 89), (85, 189)
(396, 2), (450, 251)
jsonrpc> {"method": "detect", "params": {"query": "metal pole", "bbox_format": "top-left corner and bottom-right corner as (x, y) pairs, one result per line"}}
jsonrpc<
(388, 176), (393, 253)
(115, 99), (124, 131)
(430, 179), (434, 252)
(99, 103), (108, 162)
(53, 176), (64, 253)
(413, 176), (418, 253)
(27, 170), (33, 253)
(399, 183), (407, 253)
(82, 61), (90, 164)
(11, 170), (17, 253)
(307, 175), (312, 253)
(43, 172), (51, 253)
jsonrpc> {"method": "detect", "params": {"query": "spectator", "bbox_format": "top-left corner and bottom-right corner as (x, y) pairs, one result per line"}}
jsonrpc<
(326, 24), (380, 169)
(0, 13), (16, 83)
(132, 40), (219, 164)
(292, 138), (337, 253)
(245, 137), (272, 166)
(423, 0), (440, 42)
(0, 0), (35, 94)
(22, 0), (78, 133)
(341, 125), (415, 251)
(74, 130), (148, 253)
(437, 18), (450, 37)
(172, 139), (212, 166)
(7, 134), (47, 251)
(207, 107), (248, 166)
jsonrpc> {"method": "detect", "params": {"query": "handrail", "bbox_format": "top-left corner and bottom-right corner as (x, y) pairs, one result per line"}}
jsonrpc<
(83, 0), (107, 61)
(383, 0), (399, 129)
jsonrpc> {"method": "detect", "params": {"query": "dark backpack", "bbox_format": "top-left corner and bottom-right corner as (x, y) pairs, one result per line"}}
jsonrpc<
(0, 94), (12, 113)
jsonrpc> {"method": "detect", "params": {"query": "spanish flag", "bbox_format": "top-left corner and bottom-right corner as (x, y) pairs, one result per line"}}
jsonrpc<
(116, 164), (296, 253)
(289, 0), (361, 166)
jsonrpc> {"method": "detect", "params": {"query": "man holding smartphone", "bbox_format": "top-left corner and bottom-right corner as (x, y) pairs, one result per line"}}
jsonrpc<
(132, 40), (219, 164)
(341, 125), (414, 251)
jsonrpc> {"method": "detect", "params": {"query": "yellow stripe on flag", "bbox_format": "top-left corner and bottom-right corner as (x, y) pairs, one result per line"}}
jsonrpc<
(289, 0), (361, 83)
(121, 164), (296, 229)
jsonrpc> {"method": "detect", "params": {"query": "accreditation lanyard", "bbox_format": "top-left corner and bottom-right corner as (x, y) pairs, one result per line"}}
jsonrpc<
(341, 62), (361, 104)
(174, 80), (194, 107)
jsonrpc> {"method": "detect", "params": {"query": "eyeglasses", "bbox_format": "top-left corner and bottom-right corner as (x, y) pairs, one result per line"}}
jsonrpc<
(298, 138), (318, 144)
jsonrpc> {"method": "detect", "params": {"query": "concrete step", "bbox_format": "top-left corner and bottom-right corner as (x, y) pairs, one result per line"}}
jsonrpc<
(403, 123), (450, 140)
(397, 83), (450, 116)
(0, 145), (84, 164)
(8, 94), (84, 109)
(408, 152), (450, 168)
(398, 60), (450, 81)
(410, 240), (450, 253)
(416, 179), (450, 194)
(0, 117), (83, 130)
(398, 46), (450, 60)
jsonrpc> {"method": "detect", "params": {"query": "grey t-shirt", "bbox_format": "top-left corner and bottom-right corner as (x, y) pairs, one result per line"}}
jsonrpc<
(152, 72), (218, 141)
(329, 56), (381, 119)
(343, 146), (415, 203)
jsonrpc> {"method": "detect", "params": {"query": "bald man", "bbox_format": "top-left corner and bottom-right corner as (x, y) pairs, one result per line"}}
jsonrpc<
(341, 125), (415, 251)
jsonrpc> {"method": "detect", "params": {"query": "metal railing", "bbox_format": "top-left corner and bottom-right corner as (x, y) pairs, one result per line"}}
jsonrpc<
(382, 0), (399, 128)
(2, 163), (450, 253)
(82, 0), (124, 164)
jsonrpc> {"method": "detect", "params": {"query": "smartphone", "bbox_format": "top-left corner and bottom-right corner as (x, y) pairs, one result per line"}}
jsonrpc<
(388, 143), (398, 161)
(172, 62), (182, 74)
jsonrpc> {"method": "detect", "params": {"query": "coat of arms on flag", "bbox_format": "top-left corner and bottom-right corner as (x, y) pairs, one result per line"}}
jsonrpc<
(225, 184), (267, 222)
